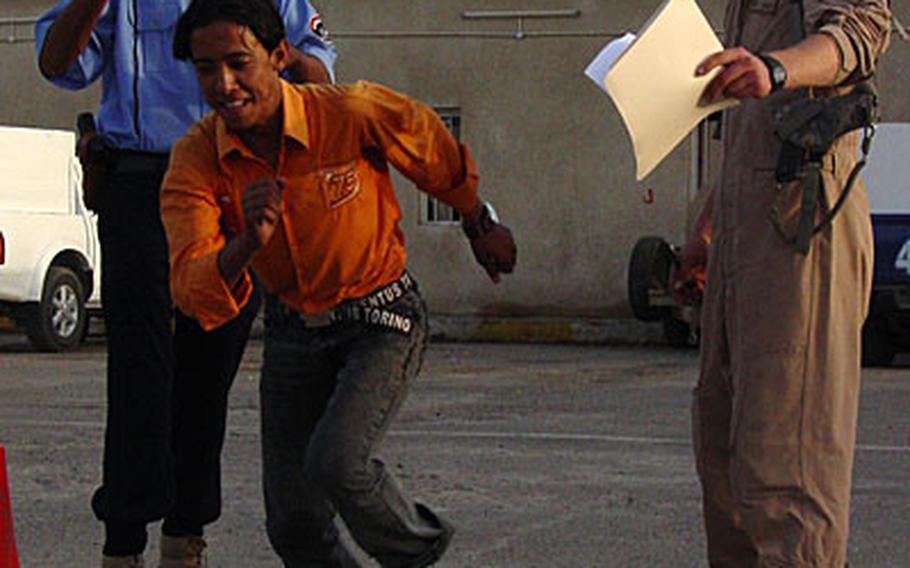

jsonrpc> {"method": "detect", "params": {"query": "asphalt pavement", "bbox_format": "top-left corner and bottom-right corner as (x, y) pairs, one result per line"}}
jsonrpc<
(0, 332), (908, 567)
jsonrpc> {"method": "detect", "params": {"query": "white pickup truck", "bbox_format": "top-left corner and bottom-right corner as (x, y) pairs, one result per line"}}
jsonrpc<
(0, 125), (101, 351)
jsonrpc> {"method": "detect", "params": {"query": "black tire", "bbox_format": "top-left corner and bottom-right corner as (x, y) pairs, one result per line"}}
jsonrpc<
(861, 315), (896, 367)
(24, 266), (87, 352)
(663, 317), (698, 348)
(628, 236), (677, 322)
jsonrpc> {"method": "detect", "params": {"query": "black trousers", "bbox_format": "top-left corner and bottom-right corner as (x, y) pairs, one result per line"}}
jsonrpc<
(163, 289), (261, 538)
(92, 161), (175, 555)
(91, 154), (257, 554)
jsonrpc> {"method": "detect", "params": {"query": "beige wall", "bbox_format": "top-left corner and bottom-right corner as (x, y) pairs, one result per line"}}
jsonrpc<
(2, 0), (909, 319)
(0, 0), (98, 129)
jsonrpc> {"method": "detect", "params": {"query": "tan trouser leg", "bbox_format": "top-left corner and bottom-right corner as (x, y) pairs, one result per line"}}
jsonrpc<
(698, 187), (869, 566)
(727, 227), (866, 566)
(693, 263), (758, 567)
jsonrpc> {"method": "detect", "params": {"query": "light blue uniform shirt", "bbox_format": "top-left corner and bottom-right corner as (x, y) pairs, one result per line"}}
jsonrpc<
(36, 0), (337, 153)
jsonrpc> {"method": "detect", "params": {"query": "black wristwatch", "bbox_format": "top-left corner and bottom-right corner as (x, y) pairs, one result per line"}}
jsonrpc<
(758, 54), (787, 94)
(461, 201), (499, 240)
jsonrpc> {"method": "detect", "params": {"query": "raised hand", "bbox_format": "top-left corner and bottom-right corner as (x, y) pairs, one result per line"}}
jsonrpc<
(241, 177), (283, 249)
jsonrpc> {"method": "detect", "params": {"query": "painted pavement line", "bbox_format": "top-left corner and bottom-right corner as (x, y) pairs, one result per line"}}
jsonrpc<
(4, 418), (909, 454)
(392, 429), (689, 446)
(392, 430), (910, 453)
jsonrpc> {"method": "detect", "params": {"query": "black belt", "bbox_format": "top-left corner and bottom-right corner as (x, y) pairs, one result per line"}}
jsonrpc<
(110, 149), (170, 176)
(285, 271), (417, 329)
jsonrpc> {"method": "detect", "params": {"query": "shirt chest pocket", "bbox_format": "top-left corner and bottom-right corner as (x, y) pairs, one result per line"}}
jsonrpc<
(136, 2), (182, 73)
(747, 0), (780, 14)
(317, 160), (364, 211)
(280, 161), (368, 221)
(738, 0), (799, 52)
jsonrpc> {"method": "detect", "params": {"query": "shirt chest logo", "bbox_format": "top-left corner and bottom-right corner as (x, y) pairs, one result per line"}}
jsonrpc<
(319, 161), (361, 209)
(749, 0), (780, 13)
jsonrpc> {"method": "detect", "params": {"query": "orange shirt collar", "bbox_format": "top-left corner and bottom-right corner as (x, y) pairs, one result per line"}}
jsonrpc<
(213, 80), (310, 161)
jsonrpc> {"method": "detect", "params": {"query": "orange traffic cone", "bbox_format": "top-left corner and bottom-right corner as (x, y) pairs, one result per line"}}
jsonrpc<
(0, 446), (19, 568)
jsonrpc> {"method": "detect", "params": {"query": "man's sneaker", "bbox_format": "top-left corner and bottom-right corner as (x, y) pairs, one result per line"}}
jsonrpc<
(378, 504), (455, 568)
(102, 555), (145, 568)
(159, 534), (207, 568)
(408, 513), (454, 568)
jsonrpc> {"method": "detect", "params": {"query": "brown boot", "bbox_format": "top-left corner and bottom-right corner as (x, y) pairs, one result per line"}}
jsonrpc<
(159, 534), (207, 568)
(101, 555), (145, 568)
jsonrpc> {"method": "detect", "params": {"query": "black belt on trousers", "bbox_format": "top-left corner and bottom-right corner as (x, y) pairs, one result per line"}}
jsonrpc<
(109, 149), (170, 176)
(284, 271), (417, 330)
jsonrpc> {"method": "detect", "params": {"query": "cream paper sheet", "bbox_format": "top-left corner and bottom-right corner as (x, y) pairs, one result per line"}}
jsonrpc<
(586, 0), (737, 180)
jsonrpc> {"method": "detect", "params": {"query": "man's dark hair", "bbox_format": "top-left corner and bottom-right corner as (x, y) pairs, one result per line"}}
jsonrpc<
(174, 0), (286, 61)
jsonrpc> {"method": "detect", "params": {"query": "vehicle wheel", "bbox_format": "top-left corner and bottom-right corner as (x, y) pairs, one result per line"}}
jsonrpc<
(663, 317), (698, 348)
(24, 266), (87, 352)
(861, 315), (896, 367)
(628, 236), (676, 322)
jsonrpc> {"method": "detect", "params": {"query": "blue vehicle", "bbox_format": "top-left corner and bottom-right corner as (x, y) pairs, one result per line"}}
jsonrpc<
(859, 123), (910, 366)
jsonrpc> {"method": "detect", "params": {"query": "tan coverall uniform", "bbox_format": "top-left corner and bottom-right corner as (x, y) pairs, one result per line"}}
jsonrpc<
(694, 1), (891, 566)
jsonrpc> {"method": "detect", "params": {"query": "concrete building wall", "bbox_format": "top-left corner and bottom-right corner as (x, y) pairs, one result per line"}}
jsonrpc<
(2, 0), (909, 322)
(317, 0), (708, 319)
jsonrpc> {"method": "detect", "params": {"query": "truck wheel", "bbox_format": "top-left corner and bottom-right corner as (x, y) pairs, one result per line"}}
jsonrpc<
(628, 236), (676, 322)
(861, 315), (896, 367)
(24, 266), (87, 352)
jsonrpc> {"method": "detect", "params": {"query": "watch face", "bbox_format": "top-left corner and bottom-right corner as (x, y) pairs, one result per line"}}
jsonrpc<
(761, 55), (787, 91)
(773, 65), (787, 87)
(484, 202), (500, 224)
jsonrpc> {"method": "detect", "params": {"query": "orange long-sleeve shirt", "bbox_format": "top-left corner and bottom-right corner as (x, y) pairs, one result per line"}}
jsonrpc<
(161, 80), (479, 330)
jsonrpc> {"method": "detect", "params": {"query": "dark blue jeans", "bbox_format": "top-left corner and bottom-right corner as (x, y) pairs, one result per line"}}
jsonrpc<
(261, 286), (450, 567)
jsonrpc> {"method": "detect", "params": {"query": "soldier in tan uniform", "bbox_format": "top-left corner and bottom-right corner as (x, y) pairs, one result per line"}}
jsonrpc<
(673, 0), (892, 565)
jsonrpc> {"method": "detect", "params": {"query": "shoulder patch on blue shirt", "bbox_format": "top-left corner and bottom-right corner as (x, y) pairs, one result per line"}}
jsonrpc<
(309, 13), (332, 43)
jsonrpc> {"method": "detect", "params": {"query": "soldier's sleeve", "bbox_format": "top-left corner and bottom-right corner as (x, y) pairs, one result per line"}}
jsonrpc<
(803, 0), (892, 85)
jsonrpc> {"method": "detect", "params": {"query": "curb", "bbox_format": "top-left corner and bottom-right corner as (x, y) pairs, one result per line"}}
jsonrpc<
(250, 314), (665, 345)
(428, 315), (666, 344)
(5, 313), (666, 347)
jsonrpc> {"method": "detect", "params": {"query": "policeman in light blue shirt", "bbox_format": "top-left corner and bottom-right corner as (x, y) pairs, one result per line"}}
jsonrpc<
(34, 2), (336, 566)
(36, 0), (335, 152)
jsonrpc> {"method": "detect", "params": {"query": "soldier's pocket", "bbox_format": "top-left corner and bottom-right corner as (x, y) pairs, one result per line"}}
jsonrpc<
(731, 348), (807, 489)
(763, 154), (837, 236)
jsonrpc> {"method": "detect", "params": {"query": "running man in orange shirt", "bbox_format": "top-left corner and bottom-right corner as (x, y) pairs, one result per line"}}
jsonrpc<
(161, 0), (516, 565)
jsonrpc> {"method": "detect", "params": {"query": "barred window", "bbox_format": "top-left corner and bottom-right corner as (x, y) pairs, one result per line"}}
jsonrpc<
(421, 107), (462, 224)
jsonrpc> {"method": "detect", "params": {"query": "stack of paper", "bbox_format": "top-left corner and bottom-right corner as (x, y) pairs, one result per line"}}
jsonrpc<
(585, 0), (737, 180)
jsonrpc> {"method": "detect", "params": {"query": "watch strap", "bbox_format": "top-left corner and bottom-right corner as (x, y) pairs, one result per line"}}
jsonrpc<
(758, 54), (787, 93)
(462, 202), (498, 240)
